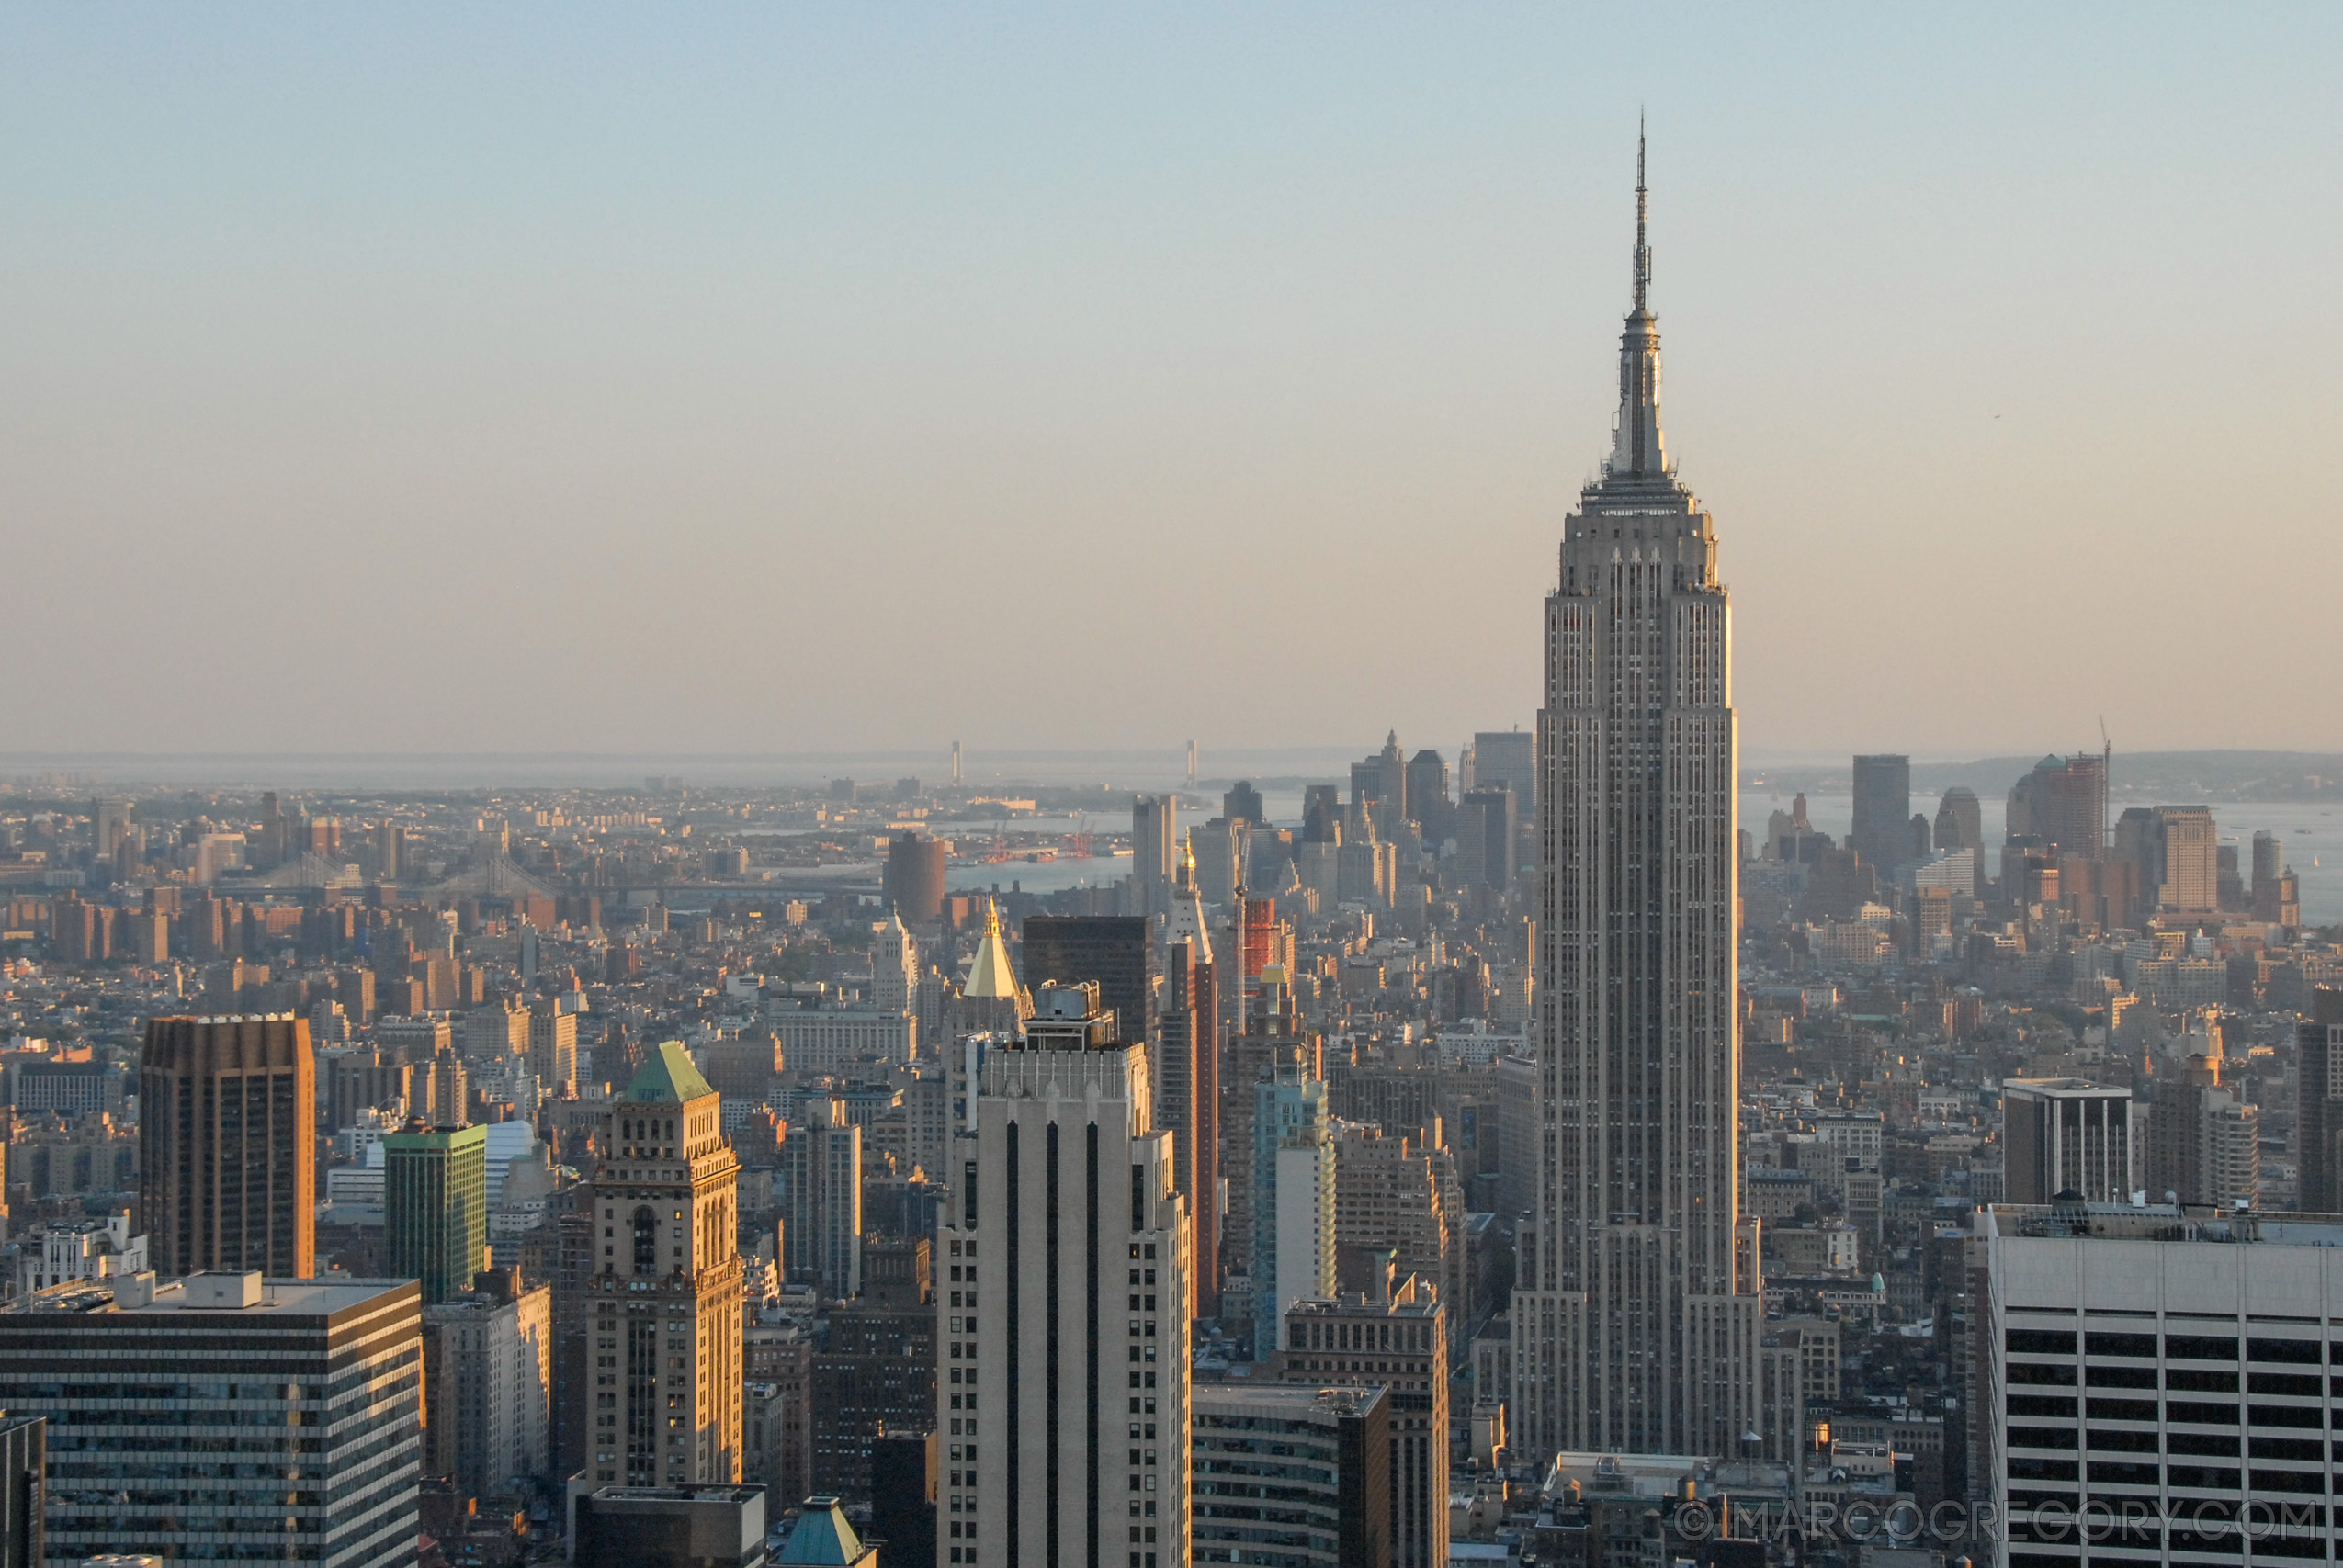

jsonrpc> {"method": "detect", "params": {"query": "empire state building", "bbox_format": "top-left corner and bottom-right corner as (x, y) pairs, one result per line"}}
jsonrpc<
(1511, 136), (1766, 1460)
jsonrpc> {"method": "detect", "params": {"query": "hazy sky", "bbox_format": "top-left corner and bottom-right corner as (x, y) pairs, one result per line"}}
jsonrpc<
(5, 6), (2338, 762)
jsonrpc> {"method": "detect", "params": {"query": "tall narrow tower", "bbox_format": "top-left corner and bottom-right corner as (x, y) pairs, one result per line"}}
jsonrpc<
(1158, 932), (1219, 1320)
(582, 1043), (743, 1488)
(781, 1097), (865, 1301)
(1132, 794), (1178, 919)
(1512, 131), (1760, 1461)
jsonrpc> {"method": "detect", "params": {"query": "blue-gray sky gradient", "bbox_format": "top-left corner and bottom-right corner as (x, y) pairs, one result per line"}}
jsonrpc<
(4, 6), (2337, 758)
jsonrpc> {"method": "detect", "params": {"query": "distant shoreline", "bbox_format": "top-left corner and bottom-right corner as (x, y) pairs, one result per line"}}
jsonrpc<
(3, 747), (2338, 801)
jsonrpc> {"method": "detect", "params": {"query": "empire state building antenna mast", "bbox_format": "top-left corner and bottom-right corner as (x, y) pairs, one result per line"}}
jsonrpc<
(1634, 113), (1650, 313)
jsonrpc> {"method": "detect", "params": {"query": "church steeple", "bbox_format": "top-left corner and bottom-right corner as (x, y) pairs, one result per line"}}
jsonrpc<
(1607, 121), (1669, 481)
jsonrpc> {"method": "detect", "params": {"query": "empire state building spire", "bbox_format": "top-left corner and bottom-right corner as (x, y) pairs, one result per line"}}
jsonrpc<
(1607, 122), (1668, 480)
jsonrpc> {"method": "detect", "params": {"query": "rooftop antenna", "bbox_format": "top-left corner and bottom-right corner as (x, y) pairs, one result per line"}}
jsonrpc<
(1634, 112), (1651, 312)
(2099, 716), (2112, 856)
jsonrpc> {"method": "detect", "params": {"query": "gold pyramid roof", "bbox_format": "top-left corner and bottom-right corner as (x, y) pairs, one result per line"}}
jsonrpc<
(964, 897), (1024, 1002)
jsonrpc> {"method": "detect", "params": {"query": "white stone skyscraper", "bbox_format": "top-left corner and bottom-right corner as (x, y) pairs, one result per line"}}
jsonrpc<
(937, 983), (1191, 1568)
(1512, 132), (1764, 1461)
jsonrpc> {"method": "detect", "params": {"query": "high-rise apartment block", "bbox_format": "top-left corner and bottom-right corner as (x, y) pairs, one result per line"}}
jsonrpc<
(936, 987), (1190, 1568)
(0, 1272), (422, 1565)
(385, 1120), (488, 1303)
(2000, 1078), (2133, 1205)
(1280, 1281), (1445, 1568)
(463, 997), (531, 1063)
(2145, 1063), (2258, 1210)
(529, 1005), (579, 1093)
(1514, 137), (1765, 1461)
(1191, 1383), (1390, 1568)
(582, 1043), (744, 1488)
(423, 1265), (553, 1502)
(1252, 1049), (1336, 1359)
(1332, 1126), (1466, 1351)
(808, 1239), (935, 1504)
(741, 1326), (813, 1502)
(1279, 1271), (1449, 1568)
(140, 1014), (316, 1280)
(780, 1097), (864, 1301)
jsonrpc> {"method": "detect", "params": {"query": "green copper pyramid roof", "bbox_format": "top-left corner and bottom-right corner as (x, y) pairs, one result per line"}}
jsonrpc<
(778, 1496), (866, 1564)
(619, 1041), (716, 1104)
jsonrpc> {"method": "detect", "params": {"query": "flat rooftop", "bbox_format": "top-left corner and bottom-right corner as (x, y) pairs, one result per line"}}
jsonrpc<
(1193, 1382), (1385, 1419)
(1985, 1203), (2343, 1247)
(6, 1275), (414, 1317)
(581, 1485), (765, 1507)
(1544, 1452), (1793, 1500)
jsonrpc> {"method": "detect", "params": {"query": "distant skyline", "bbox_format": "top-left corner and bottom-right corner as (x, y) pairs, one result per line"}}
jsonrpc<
(5, 6), (2339, 757)
(7, 743), (2339, 798)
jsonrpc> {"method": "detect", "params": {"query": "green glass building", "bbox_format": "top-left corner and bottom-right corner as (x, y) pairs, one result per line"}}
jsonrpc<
(384, 1122), (488, 1303)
